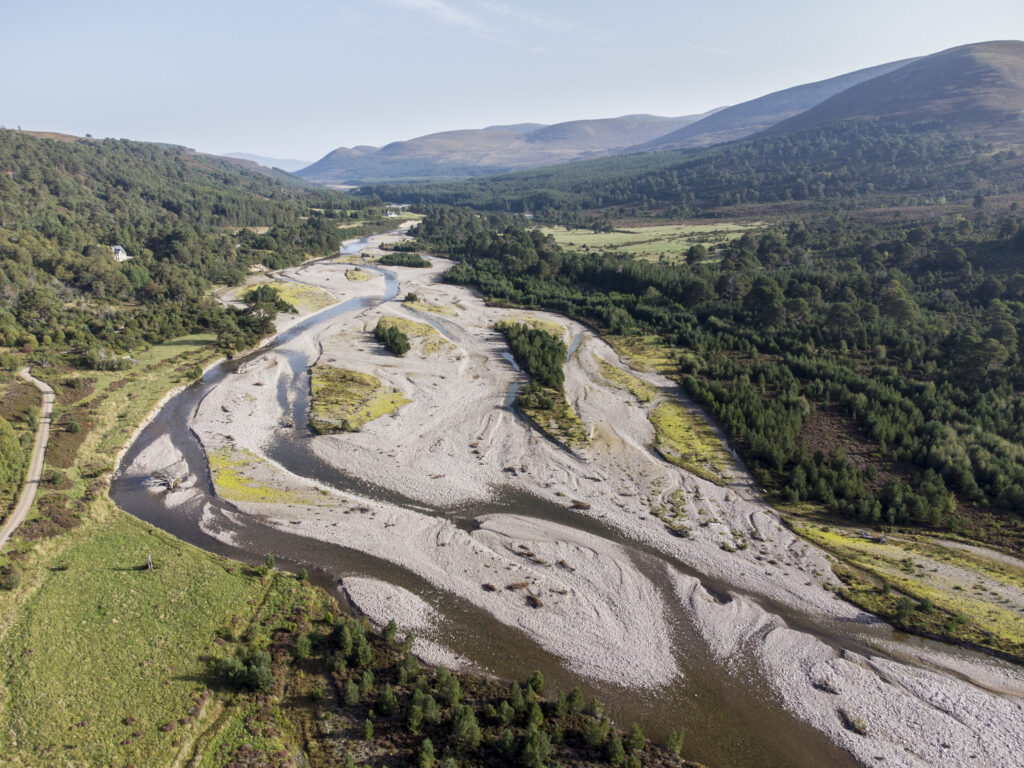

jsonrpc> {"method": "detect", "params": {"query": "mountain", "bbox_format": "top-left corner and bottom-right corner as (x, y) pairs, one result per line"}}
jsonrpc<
(770, 40), (1024, 144)
(365, 41), (1024, 218)
(224, 152), (313, 173)
(296, 114), (709, 183)
(633, 58), (918, 152)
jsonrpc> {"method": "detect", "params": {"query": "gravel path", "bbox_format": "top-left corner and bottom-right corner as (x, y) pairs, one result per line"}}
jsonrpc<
(0, 369), (55, 552)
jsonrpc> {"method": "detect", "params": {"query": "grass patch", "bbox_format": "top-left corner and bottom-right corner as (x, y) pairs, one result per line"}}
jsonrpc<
(794, 521), (1024, 659)
(517, 384), (589, 450)
(208, 447), (315, 505)
(541, 222), (757, 263)
(606, 334), (676, 374)
(309, 366), (410, 433)
(595, 356), (657, 403)
(247, 281), (335, 315)
(403, 298), (456, 317)
(649, 402), (731, 485)
(377, 315), (449, 356)
(346, 267), (371, 281)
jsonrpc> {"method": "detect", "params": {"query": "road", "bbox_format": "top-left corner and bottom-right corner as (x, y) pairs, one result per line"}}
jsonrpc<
(0, 368), (55, 552)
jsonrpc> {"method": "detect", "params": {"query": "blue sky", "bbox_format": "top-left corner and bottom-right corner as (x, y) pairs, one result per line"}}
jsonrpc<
(2, 0), (1022, 161)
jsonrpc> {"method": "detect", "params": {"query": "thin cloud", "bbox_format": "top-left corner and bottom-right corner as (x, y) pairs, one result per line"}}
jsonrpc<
(474, 0), (578, 32)
(382, 0), (491, 35)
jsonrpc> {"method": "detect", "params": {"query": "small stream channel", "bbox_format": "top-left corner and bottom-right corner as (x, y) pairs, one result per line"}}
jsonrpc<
(110, 234), (999, 768)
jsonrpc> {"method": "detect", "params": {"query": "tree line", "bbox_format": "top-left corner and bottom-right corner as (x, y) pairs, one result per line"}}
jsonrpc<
(423, 206), (1024, 548)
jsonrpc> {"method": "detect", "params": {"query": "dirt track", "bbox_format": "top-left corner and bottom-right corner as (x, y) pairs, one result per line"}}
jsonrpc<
(0, 369), (55, 552)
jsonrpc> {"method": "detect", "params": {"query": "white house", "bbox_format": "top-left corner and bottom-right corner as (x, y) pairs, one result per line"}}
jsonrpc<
(111, 245), (132, 262)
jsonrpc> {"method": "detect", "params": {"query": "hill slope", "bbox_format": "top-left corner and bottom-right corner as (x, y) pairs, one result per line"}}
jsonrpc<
(635, 58), (917, 151)
(0, 129), (376, 354)
(297, 114), (708, 183)
(772, 40), (1024, 143)
(366, 41), (1024, 218)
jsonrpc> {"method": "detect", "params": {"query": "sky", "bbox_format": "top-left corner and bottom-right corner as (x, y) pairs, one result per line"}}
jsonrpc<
(2, 0), (1023, 162)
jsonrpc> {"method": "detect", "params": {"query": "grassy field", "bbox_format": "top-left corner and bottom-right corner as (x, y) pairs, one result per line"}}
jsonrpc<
(0, 332), (272, 766)
(376, 315), (449, 356)
(791, 518), (1024, 659)
(0, 506), (269, 766)
(541, 222), (757, 263)
(594, 356), (657, 403)
(649, 402), (732, 486)
(243, 280), (337, 315)
(309, 366), (411, 434)
(209, 446), (318, 505)
(345, 267), (371, 281)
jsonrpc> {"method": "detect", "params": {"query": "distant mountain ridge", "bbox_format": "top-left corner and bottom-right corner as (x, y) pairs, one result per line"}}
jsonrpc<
(302, 39), (1024, 187)
(225, 152), (313, 173)
(362, 41), (1024, 218)
(769, 40), (1024, 143)
(633, 58), (919, 152)
(296, 113), (711, 183)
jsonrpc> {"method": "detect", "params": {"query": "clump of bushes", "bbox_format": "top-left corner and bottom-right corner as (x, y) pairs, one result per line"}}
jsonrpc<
(212, 648), (273, 692)
(374, 319), (411, 356)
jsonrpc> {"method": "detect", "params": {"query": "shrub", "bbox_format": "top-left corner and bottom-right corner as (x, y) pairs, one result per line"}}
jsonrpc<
(373, 320), (410, 356)
(418, 738), (435, 768)
(665, 727), (685, 755)
(378, 683), (398, 716)
(625, 722), (645, 753)
(1, 568), (22, 591)
(344, 679), (359, 707)
(212, 649), (273, 692)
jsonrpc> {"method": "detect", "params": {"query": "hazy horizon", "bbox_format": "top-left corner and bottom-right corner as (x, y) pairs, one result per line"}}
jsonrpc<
(3, 0), (1023, 161)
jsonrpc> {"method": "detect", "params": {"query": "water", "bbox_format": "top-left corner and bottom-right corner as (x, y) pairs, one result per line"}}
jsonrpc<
(110, 232), (921, 768)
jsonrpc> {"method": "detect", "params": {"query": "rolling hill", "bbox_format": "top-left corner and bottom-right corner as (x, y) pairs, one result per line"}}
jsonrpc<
(633, 58), (917, 151)
(296, 113), (710, 183)
(770, 40), (1024, 143)
(364, 41), (1024, 218)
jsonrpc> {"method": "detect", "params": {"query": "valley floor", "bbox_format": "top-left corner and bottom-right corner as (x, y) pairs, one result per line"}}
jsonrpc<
(122, 235), (1024, 768)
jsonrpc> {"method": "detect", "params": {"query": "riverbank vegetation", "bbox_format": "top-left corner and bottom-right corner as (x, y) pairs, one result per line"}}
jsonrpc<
(378, 251), (431, 267)
(376, 316), (449, 357)
(416, 204), (1024, 654)
(594, 356), (656, 403)
(649, 402), (732, 486)
(791, 518), (1024, 660)
(310, 366), (411, 434)
(373, 319), (412, 356)
(197, 573), (699, 768)
(497, 322), (588, 449)
(428, 207), (1024, 551)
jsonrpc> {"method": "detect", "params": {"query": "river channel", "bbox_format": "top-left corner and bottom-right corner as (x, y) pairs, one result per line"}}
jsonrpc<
(111, 233), (1009, 768)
